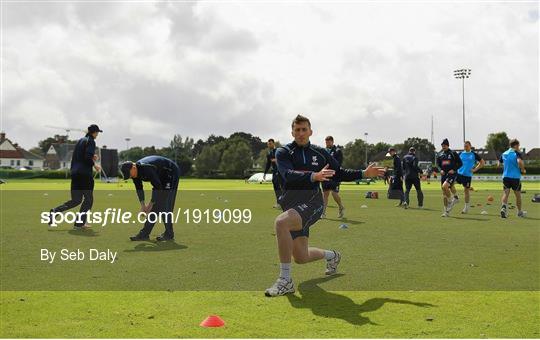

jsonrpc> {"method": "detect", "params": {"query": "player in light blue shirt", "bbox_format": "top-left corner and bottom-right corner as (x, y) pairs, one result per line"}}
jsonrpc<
(498, 139), (526, 218)
(457, 141), (485, 213)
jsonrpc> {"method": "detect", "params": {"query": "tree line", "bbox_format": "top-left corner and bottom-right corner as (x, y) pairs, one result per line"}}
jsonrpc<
(32, 131), (519, 178)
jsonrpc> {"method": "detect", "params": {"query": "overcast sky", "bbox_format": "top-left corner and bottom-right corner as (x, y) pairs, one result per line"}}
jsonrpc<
(2, 1), (539, 152)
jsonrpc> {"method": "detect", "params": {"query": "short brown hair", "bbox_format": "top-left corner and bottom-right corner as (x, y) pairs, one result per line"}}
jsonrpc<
(325, 136), (334, 141)
(464, 140), (471, 146)
(510, 139), (520, 147)
(291, 114), (311, 128)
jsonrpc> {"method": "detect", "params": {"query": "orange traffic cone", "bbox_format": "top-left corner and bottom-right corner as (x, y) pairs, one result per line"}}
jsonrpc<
(200, 315), (225, 328)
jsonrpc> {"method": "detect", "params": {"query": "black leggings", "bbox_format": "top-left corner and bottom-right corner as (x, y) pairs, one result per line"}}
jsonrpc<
(272, 173), (283, 201)
(53, 174), (94, 226)
(405, 177), (424, 206)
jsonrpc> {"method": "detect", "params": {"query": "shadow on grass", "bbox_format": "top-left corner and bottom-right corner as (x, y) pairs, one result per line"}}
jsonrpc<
(124, 241), (187, 252)
(325, 217), (364, 225)
(448, 216), (490, 221)
(287, 274), (435, 326)
(67, 229), (100, 237)
(409, 207), (438, 212)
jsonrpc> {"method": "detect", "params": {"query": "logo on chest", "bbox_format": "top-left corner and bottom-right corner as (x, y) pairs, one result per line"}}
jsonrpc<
(312, 156), (319, 166)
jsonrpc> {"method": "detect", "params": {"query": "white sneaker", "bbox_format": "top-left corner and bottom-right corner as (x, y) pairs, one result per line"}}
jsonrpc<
(500, 206), (508, 218)
(403, 203), (409, 209)
(517, 210), (527, 218)
(320, 213), (326, 219)
(338, 206), (345, 218)
(441, 211), (449, 217)
(325, 251), (341, 275)
(264, 277), (295, 297)
(447, 198), (458, 212)
(461, 206), (469, 214)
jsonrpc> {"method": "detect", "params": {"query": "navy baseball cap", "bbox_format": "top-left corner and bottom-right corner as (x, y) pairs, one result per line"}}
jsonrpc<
(120, 161), (134, 180)
(88, 124), (103, 133)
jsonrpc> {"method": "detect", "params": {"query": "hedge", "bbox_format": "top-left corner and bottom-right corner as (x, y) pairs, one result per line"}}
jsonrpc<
(476, 166), (540, 175)
(0, 169), (72, 179)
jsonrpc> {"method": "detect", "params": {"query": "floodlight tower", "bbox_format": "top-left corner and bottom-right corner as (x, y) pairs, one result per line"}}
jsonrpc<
(364, 132), (368, 167)
(454, 68), (471, 143)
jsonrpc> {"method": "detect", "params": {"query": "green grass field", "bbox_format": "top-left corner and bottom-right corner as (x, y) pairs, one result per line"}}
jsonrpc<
(1, 178), (539, 338)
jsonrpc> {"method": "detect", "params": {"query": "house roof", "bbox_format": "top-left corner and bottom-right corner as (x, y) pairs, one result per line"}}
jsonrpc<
(0, 149), (24, 159)
(0, 137), (41, 159)
(526, 148), (540, 160)
(48, 143), (76, 162)
(19, 149), (44, 160)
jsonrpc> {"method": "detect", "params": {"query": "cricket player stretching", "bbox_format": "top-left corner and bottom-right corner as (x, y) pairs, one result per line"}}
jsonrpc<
(437, 139), (462, 217)
(456, 141), (485, 214)
(264, 115), (384, 297)
(499, 139), (527, 218)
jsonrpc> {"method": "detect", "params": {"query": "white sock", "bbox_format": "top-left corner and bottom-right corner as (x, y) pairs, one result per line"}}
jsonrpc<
(279, 263), (291, 280)
(465, 202), (470, 209)
(324, 250), (336, 261)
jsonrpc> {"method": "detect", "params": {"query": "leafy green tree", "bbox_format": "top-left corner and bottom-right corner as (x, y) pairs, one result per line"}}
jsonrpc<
(119, 147), (144, 162)
(486, 132), (510, 155)
(369, 142), (391, 159)
(195, 145), (221, 177)
(166, 135), (194, 175)
(28, 147), (45, 157)
(342, 139), (368, 169)
(192, 135), (226, 158)
(38, 135), (77, 154)
(402, 137), (435, 161)
(219, 139), (253, 178)
(229, 132), (266, 159)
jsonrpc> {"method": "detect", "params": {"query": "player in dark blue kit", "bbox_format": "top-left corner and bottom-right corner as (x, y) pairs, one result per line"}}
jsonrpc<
(120, 155), (180, 241)
(322, 136), (345, 218)
(264, 115), (384, 297)
(436, 139), (463, 217)
(263, 138), (282, 208)
(48, 124), (102, 229)
(457, 141), (485, 214)
(388, 147), (405, 206)
(402, 147), (424, 209)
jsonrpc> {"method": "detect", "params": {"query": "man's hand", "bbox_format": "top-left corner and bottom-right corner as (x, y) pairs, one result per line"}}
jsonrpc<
(448, 169), (455, 174)
(363, 163), (385, 178)
(313, 164), (335, 182)
(94, 164), (101, 172)
(140, 202), (153, 214)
